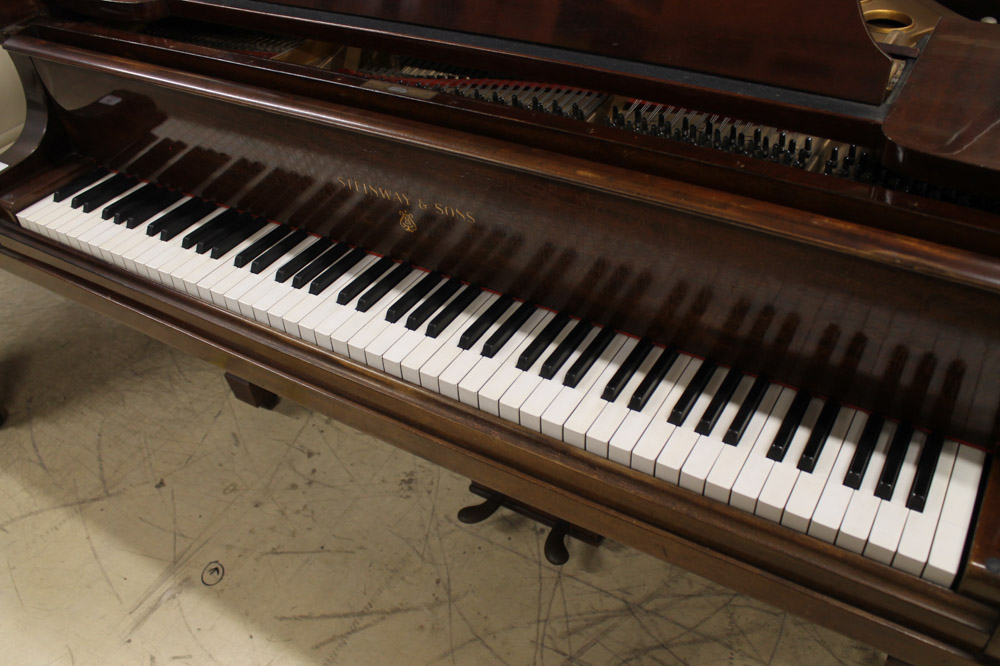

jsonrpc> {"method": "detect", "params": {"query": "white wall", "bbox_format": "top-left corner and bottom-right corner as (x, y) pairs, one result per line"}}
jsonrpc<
(0, 47), (26, 156)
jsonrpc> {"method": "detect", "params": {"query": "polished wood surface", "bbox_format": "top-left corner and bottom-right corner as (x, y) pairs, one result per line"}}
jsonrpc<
(0, 2), (998, 663)
(21, 16), (1000, 261)
(220, 0), (895, 104)
(882, 17), (1000, 195)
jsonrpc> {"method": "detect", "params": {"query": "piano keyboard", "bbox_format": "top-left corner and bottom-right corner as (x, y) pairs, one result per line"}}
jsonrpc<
(16, 168), (987, 587)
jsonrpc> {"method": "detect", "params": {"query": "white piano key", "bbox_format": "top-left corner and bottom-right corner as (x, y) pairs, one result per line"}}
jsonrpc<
(864, 430), (925, 564)
(576, 345), (673, 453)
(704, 383), (784, 503)
(246, 239), (350, 321)
(16, 193), (60, 227)
(414, 292), (498, 392)
(754, 396), (825, 523)
(781, 407), (856, 533)
(497, 321), (575, 423)
(436, 299), (521, 400)
(678, 374), (755, 493)
(892, 439), (959, 576)
(835, 421), (895, 554)
(235, 235), (325, 321)
(655, 366), (728, 484)
(405, 291), (492, 387)
(728, 389), (797, 514)
(923, 444), (986, 586)
(287, 254), (379, 342)
(382, 330), (426, 379)
(366, 279), (471, 373)
(629, 358), (704, 475)
(346, 270), (429, 362)
(607, 351), (692, 465)
(155, 215), (232, 287)
(457, 309), (551, 408)
(520, 325), (601, 431)
(540, 335), (632, 440)
(807, 414), (869, 543)
(176, 226), (274, 297)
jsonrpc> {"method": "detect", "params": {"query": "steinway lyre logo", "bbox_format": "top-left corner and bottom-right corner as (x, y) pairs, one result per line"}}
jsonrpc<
(399, 209), (417, 233)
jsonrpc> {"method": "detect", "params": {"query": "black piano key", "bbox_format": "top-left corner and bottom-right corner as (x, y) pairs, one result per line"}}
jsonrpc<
(195, 210), (249, 253)
(274, 237), (331, 283)
(695, 367), (744, 435)
(797, 399), (842, 473)
(766, 389), (812, 462)
(539, 318), (592, 380)
(602, 338), (653, 402)
(120, 190), (182, 228)
(209, 215), (268, 258)
(516, 312), (570, 371)
(146, 198), (208, 236)
(233, 224), (291, 268)
(426, 284), (481, 338)
(875, 422), (914, 500)
(357, 262), (412, 312)
(387, 272), (442, 323)
(459, 295), (514, 350)
(82, 175), (139, 213)
(101, 183), (154, 220)
(723, 375), (770, 445)
(337, 256), (394, 305)
(309, 247), (368, 295)
(183, 208), (239, 249)
(482, 300), (536, 358)
(82, 175), (138, 213)
(250, 229), (309, 274)
(53, 168), (109, 202)
(110, 185), (167, 224)
(406, 279), (461, 330)
(627, 346), (679, 411)
(291, 243), (350, 288)
(668, 359), (717, 426)
(564, 325), (616, 388)
(906, 432), (944, 512)
(70, 173), (129, 210)
(159, 200), (218, 241)
(843, 414), (886, 489)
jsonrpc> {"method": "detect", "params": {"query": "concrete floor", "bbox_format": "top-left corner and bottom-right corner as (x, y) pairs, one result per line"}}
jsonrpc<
(0, 267), (886, 665)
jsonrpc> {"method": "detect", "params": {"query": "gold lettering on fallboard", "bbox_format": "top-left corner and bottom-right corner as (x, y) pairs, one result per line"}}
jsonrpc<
(399, 210), (417, 233)
(337, 175), (476, 224)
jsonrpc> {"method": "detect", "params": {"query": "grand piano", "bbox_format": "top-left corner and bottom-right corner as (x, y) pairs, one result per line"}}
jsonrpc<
(0, 0), (997, 663)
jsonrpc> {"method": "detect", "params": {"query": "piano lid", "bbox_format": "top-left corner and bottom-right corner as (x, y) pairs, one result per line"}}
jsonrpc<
(49, 0), (897, 105)
(239, 0), (897, 105)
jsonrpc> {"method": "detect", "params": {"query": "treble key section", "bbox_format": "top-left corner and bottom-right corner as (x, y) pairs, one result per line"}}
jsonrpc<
(16, 168), (987, 587)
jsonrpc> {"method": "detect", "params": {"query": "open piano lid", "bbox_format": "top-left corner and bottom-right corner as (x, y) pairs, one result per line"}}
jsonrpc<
(55, 0), (897, 104)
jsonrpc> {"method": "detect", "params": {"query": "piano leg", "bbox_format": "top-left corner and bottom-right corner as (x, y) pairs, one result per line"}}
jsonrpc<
(0, 407), (6, 428)
(224, 373), (279, 410)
